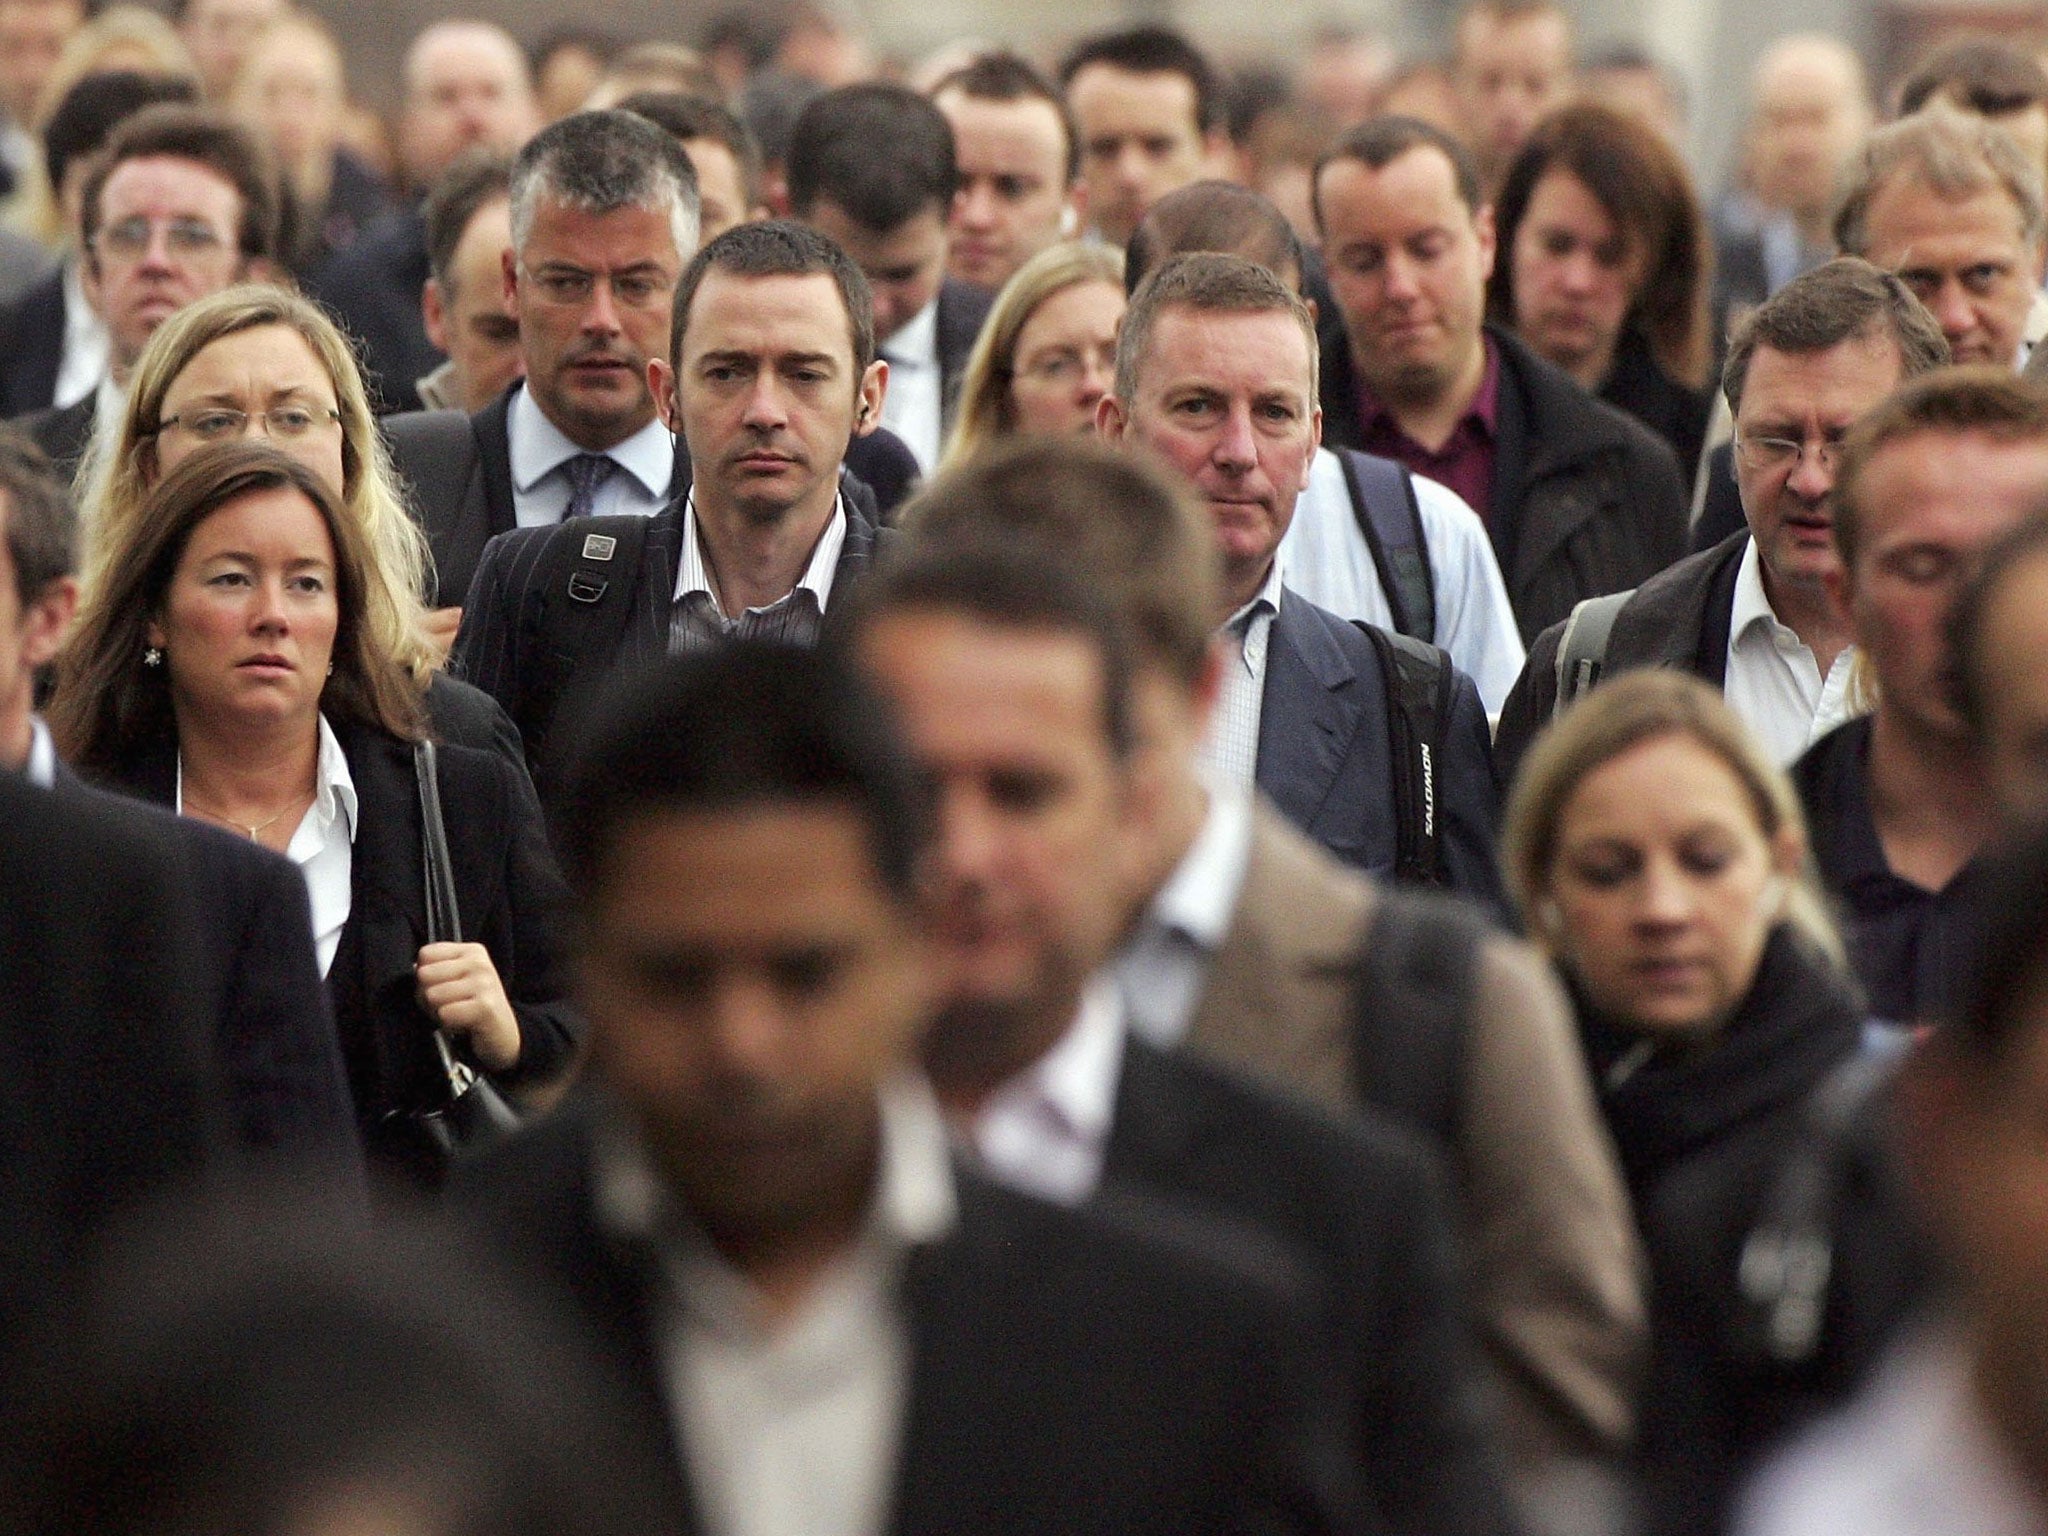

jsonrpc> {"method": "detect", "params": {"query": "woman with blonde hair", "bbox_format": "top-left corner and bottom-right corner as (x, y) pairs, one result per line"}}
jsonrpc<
(1503, 669), (1920, 1536)
(938, 241), (1124, 474)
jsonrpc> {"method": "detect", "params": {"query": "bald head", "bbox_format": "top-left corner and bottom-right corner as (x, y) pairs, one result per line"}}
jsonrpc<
(400, 20), (539, 191)
(1749, 35), (1873, 230)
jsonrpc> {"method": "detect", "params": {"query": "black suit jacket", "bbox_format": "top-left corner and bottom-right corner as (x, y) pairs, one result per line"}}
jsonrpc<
(50, 761), (361, 1178)
(0, 771), (227, 1335)
(17, 395), (94, 484)
(456, 1101), (1361, 1536)
(1106, 1036), (1517, 1536)
(934, 275), (994, 428)
(305, 206), (434, 413)
(385, 386), (918, 606)
(0, 264), (69, 418)
(1255, 588), (1504, 907)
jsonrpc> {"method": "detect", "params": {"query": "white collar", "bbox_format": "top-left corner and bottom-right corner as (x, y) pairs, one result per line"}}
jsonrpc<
(173, 712), (357, 844)
(24, 714), (55, 788)
(1729, 534), (1792, 645)
(977, 976), (1127, 1155)
(674, 488), (848, 613)
(1220, 556), (1288, 635)
(595, 1069), (957, 1252)
(1149, 777), (1256, 952)
(880, 293), (939, 368)
(508, 381), (674, 499)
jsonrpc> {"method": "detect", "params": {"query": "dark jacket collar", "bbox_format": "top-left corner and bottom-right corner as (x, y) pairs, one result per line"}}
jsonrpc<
(1606, 530), (1750, 686)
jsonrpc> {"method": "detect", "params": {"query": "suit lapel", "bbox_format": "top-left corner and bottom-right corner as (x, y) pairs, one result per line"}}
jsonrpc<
(1255, 592), (1361, 834)
(475, 388), (518, 537)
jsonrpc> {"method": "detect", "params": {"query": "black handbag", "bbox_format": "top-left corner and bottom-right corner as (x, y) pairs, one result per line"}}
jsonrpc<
(406, 739), (520, 1161)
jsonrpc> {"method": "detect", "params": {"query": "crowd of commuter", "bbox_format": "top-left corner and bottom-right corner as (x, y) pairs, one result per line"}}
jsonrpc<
(8, 2), (2048, 1532)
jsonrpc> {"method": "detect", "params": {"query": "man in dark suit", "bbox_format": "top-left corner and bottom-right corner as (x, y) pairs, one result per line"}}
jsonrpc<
(0, 432), (360, 1176)
(844, 530), (1516, 1535)
(1101, 250), (1502, 902)
(785, 82), (993, 476)
(458, 644), (1358, 1536)
(453, 221), (898, 794)
(1313, 116), (1687, 643)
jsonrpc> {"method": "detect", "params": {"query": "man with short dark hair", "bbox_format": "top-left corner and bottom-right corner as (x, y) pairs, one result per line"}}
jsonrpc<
(1792, 369), (2048, 1021)
(1102, 250), (1503, 900)
(931, 52), (1081, 291)
(416, 152), (520, 413)
(616, 90), (764, 242)
(385, 108), (699, 615)
(1058, 26), (1227, 248)
(786, 82), (991, 474)
(19, 102), (283, 478)
(460, 641), (1360, 1536)
(1313, 115), (1688, 643)
(1494, 259), (1951, 778)
(1451, 0), (1575, 192)
(453, 220), (894, 793)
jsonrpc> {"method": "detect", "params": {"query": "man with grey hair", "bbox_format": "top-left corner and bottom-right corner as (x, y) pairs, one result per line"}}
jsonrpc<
(1494, 258), (1950, 779)
(387, 108), (699, 618)
(1835, 99), (2048, 369)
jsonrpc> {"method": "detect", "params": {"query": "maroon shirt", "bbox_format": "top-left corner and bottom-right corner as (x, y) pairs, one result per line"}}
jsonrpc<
(1354, 337), (1502, 526)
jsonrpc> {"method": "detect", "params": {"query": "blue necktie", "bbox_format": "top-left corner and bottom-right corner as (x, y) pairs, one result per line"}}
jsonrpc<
(562, 453), (618, 519)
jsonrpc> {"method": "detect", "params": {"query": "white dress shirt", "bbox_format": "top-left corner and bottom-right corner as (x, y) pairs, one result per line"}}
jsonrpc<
(1281, 447), (1527, 714)
(1198, 557), (1286, 791)
(876, 296), (941, 475)
(508, 382), (673, 526)
(179, 714), (358, 976)
(1737, 1324), (2048, 1536)
(53, 259), (108, 411)
(670, 491), (846, 652)
(961, 977), (1128, 1207)
(595, 1073), (956, 1536)
(1116, 781), (1256, 1048)
(1722, 538), (1860, 766)
(23, 714), (55, 787)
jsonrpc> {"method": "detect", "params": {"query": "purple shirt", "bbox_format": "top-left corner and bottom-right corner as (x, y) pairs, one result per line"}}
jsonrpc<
(1355, 337), (1502, 527)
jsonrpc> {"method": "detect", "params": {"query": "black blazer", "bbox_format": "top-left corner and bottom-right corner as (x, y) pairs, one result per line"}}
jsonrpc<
(934, 275), (995, 428)
(1106, 1037), (1517, 1536)
(0, 264), (68, 417)
(304, 206), (435, 413)
(50, 762), (362, 1179)
(455, 1101), (1361, 1536)
(97, 722), (580, 1158)
(1255, 588), (1504, 907)
(17, 395), (94, 484)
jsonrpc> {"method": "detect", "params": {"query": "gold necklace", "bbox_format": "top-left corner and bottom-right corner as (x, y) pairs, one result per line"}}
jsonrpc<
(182, 792), (305, 841)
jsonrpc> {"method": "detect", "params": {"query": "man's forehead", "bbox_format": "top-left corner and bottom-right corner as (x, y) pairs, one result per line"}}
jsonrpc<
(1070, 64), (1199, 128)
(1319, 144), (1466, 223)
(1740, 332), (1903, 417)
(685, 269), (853, 348)
(941, 91), (1067, 154)
(104, 155), (240, 206)
(1143, 303), (1312, 385)
(408, 26), (521, 95)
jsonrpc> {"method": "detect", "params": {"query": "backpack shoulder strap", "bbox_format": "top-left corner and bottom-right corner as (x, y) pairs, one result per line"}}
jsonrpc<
(1551, 590), (1633, 718)
(1337, 447), (1436, 642)
(1354, 620), (1455, 887)
(1349, 887), (1487, 1155)
(512, 514), (654, 766)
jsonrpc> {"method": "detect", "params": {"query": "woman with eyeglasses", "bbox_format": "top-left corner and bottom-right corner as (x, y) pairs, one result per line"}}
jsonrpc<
(50, 441), (578, 1191)
(75, 284), (524, 764)
(937, 242), (1125, 474)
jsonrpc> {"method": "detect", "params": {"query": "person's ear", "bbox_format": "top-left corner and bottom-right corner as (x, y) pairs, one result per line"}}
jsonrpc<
(19, 577), (77, 669)
(1474, 201), (1497, 283)
(422, 276), (450, 353)
(501, 246), (519, 312)
(1097, 392), (1129, 442)
(649, 357), (679, 431)
(856, 358), (887, 436)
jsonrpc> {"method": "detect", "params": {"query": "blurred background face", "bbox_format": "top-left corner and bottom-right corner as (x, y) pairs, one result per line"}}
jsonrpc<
(232, 21), (345, 174)
(1007, 277), (1121, 436)
(88, 156), (247, 375)
(1747, 41), (1869, 222)
(681, 136), (751, 244)
(1860, 175), (2043, 369)
(154, 325), (347, 493)
(1454, 8), (1573, 183)
(179, 0), (284, 102)
(802, 201), (946, 346)
(1974, 548), (2048, 823)
(1067, 64), (1212, 247)
(1542, 732), (1792, 1036)
(0, 0), (82, 128)
(1509, 168), (1642, 386)
(937, 89), (1073, 289)
(425, 197), (521, 413)
(578, 802), (931, 1251)
(400, 23), (539, 192)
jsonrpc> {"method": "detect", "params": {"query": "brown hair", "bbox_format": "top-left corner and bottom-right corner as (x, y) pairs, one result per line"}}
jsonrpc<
(1488, 102), (1710, 387)
(1834, 99), (2046, 257)
(1115, 249), (1317, 405)
(79, 103), (281, 272)
(51, 441), (423, 776)
(1721, 256), (1949, 415)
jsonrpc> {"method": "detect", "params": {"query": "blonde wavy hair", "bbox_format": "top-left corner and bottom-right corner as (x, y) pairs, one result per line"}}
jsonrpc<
(77, 285), (438, 681)
(937, 240), (1125, 476)
(1501, 669), (1846, 971)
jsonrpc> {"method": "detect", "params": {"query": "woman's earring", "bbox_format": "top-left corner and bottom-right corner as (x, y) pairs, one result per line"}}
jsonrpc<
(142, 646), (163, 668)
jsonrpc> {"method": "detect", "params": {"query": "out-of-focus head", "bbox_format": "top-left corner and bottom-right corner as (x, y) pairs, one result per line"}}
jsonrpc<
(0, 434), (80, 766)
(1745, 33), (1872, 224)
(1831, 366), (2048, 749)
(943, 240), (1124, 470)
(506, 109), (700, 452)
(37, 5), (197, 131)
(227, 12), (345, 175)
(1488, 101), (1707, 392)
(1126, 178), (1306, 294)
(1058, 26), (1226, 248)
(580, 42), (718, 112)
(78, 103), (281, 377)
(422, 151), (521, 414)
(1579, 43), (1689, 148)
(1723, 257), (1948, 608)
(1378, 62), (1461, 136)
(1313, 115), (1492, 414)
(556, 645), (935, 1252)
(1301, 27), (1396, 131)
(1898, 33), (2048, 182)
(933, 52), (1080, 291)
(0, 0), (86, 132)
(1954, 512), (2048, 822)
(1504, 668), (1834, 1038)
(786, 83), (958, 346)
(40, 68), (199, 239)
(617, 90), (764, 244)
(399, 19), (539, 193)
(1452, 0), (1576, 188)
(1836, 101), (2047, 370)
(530, 26), (621, 123)
(174, 0), (282, 103)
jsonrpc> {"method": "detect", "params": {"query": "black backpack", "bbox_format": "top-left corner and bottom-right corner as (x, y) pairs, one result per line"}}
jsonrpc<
(1336, 447), (1436, 643)
(1353, 621), (1458, 888)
